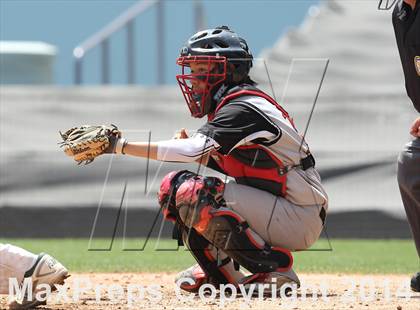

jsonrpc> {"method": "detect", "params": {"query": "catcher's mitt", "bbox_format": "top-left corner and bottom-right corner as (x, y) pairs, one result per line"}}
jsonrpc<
(59, 124), (121, 165)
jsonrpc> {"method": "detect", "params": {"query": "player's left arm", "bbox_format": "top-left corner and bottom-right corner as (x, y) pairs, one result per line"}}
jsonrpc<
(61, 102), (280, 164)
(123, 132), (219, 162)
(123, 141), (159, 160)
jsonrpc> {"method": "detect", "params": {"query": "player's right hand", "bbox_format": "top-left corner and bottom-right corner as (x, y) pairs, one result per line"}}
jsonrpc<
(173, 128), (189, 139)
(409, 117), (420, 138)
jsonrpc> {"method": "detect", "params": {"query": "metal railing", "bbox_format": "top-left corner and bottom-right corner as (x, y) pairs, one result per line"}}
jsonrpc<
(73, 0), (205, 85)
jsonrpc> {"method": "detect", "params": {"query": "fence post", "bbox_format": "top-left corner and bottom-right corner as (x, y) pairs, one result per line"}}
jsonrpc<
(127, 20), (136, 84)
(194, 0), (205, 32)
(101, 39), (110, 84)
(156, 0), (164, 85)
(74, 58), (82, 85)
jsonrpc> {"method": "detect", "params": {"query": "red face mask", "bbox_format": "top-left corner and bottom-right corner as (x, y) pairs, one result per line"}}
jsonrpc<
(176, 56), (227, 118)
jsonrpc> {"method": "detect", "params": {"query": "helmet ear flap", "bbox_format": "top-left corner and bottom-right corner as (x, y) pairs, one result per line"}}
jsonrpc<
(227, 62), (250, 84)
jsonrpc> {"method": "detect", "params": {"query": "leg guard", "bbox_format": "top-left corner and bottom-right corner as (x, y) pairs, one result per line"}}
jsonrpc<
(204, 209), (292, 273)
(180, 226), (233, 289)
(175, 176), (293, 274)
(158, 170), (243, 286)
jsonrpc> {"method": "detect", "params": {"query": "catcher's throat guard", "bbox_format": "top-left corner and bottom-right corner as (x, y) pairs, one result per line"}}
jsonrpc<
(158, 171), (293, 275)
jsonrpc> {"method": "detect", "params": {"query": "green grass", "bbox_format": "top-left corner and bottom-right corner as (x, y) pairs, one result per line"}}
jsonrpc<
(1, 238), (418, 274)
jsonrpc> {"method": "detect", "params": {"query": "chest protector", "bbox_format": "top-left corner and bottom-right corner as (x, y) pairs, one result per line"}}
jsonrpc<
(207, 85), (308, 197)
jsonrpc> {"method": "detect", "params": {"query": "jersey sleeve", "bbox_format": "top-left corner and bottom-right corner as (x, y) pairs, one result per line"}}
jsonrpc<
(156, 133), (219, 162)
(197, 101), (281, 155)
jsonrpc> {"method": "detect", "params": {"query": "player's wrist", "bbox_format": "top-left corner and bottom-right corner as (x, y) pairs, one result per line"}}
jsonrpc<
(115, 138), (128, 154)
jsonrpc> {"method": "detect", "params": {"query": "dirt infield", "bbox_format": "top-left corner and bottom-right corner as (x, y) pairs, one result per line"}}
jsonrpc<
(1, 273), (419, 310)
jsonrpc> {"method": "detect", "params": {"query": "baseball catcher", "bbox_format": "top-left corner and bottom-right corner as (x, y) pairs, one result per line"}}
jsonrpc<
(61, 26), (328, 295)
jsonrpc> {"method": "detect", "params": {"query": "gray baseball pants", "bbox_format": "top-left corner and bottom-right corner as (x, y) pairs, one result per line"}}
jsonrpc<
(398, 138), (420, 258)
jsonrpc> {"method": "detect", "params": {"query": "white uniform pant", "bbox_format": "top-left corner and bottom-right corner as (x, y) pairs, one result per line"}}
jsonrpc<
(0, 244), (37, 294)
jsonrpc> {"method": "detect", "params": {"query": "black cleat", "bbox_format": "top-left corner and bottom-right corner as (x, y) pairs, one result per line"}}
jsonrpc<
(410, 272), (420, 292)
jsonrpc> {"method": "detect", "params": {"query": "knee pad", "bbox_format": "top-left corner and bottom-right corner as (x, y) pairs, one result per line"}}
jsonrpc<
(158, 170), (197, 221)
(175, 175), (225, 232)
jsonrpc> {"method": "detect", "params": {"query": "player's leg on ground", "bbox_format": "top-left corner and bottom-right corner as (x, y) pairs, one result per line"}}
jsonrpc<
(0, 244), (69, 309)
(397, 138), (420, 292)
(0, 244), (37, 294)
(159, 171), (244, 291)
(173, 175), (298, 299)
(223, 180), (326, 290)
(160, 170), (294, 293)
(175, 223), (245, 291)
(398, 138), (420, 255)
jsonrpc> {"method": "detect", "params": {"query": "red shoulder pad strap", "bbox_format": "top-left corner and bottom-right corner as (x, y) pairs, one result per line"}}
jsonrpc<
(213, 89), (296, 130)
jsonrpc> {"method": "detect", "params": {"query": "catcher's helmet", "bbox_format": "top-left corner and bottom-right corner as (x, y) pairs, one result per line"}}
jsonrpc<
(176, 26), (253, 118)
